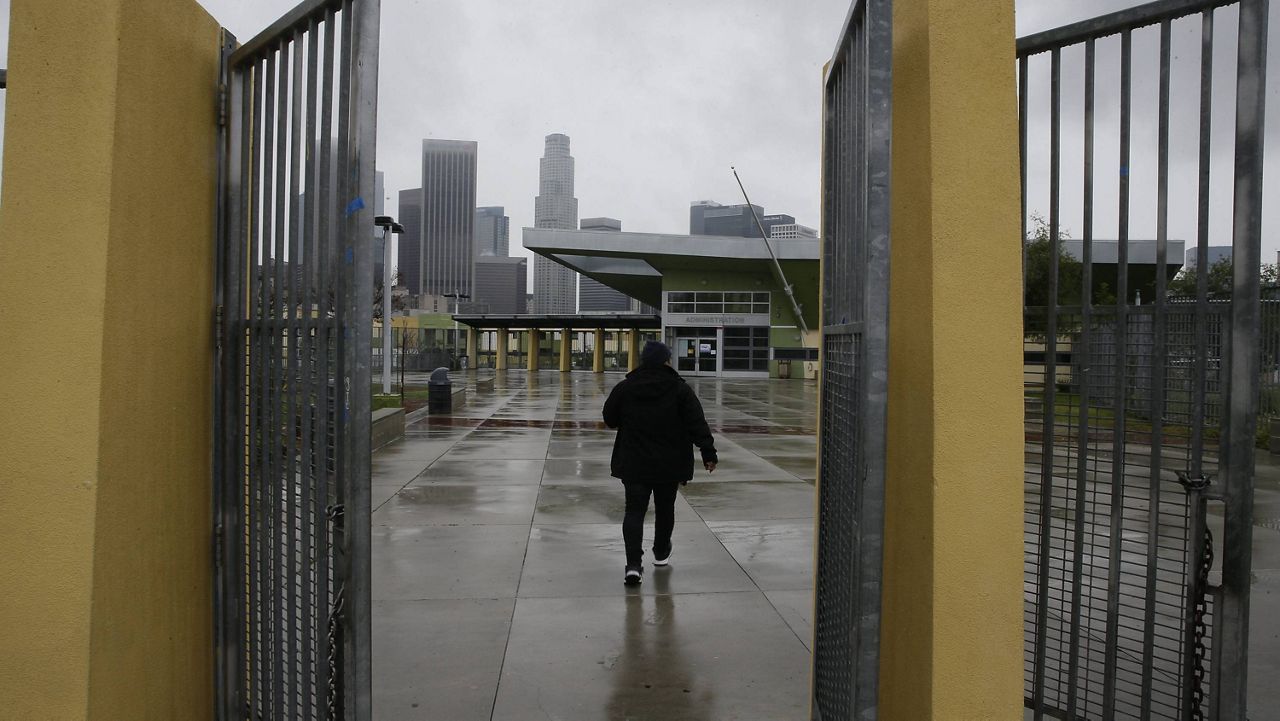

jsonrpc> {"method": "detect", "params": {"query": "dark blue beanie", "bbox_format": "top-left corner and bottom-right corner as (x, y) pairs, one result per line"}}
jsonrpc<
(640, 340), (672, 368)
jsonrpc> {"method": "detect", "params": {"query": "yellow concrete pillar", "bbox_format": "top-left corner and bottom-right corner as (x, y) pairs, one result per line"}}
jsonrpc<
(559, 328), (572, 372)
(876, 1), (1024, 718)
(527, 329), (540, 372)
(592, 329), (605, 373)
(626, 330), (640, 372)
(0, 0), (221, 717)
(496, 330), (509, 371)
(466, 327), (478, 370)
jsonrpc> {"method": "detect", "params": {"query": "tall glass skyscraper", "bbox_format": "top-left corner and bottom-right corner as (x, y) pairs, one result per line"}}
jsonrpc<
(532, 133), (578, 313)
(474, 206), (510, 257)
(420, 139), (477, 299)
(396, 187), (422, 294)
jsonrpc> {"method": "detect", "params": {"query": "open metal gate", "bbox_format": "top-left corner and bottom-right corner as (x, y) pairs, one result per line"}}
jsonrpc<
(1018, 0), (1266, 718)
(213, 0), (380, 718)
(813, 1), (892, 718)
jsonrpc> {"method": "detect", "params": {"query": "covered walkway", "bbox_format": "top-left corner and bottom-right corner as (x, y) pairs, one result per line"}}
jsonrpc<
(370, 370), (818, 720)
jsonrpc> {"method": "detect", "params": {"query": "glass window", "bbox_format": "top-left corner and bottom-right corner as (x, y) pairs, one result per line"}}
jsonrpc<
(695, 302), (723, 313)
(670, 326), (718, 337)
(752, 302), (771, 314)
(695, 291), (724, 302)
(774, 347), (819, 361)
(723, 325), (771, 374)
(725, 292), (752, 303)
(668, 302), (695, 313)
(724, 302), (753, 313)
(668, 292), (695, 303)
(753, 292), (771, 303)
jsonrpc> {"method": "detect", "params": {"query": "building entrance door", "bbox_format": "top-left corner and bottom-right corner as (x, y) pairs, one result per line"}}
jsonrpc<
(675, 337), (718, 376)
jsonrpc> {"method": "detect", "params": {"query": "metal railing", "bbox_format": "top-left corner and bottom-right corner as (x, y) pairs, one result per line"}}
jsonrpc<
(813, 0), (892, 718)
(1017, 0), (1267, 718)
(214, 0), (380, 718)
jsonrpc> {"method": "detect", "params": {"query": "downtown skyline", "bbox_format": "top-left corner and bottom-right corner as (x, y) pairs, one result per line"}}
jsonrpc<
(47, 0), (1272, 283)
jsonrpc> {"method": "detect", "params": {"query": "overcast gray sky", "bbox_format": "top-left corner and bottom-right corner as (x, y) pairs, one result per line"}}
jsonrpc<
(1, 0), (1276, 278)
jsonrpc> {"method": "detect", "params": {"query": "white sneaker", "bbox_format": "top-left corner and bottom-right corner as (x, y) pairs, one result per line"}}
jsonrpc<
(653, 550), (671, 567)
(624, 567), (642, 586)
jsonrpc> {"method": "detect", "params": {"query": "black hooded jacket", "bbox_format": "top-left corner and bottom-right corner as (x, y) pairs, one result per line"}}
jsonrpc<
(602, 365), (717, 483)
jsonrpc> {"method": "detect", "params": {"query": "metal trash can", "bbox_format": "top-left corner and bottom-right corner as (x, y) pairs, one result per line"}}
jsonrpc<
(777, 359), (791, 379)
(428, 367), (452, 414)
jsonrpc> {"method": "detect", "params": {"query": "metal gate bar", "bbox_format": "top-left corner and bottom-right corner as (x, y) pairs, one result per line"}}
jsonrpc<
(1216, 0), (1268, 713)
(1017, 0), (1266, 718)
(215, 0), (379, 718)
(813, 1), (892, 718)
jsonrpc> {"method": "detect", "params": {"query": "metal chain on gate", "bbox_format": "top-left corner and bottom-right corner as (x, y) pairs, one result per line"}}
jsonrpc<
(325, 502), (345, 720)
(1190, 523), (1213, 721)
(1178, 472), (1213, 721)
(326, 583), (345, 720)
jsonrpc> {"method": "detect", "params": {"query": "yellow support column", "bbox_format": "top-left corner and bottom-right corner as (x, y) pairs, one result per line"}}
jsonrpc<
(626, 330), (640, 372)
(0, 0), (221, 717)
(592, 329), (605, 373)
(496, 330), (509, 371)
(559, 329), (572, 372)
(466, 327), (478, 370)
(527, 329), (540, 372)
(877, 1), (1023, 719)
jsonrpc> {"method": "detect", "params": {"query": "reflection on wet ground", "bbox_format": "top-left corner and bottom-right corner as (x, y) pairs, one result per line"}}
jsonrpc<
(372, 370), (817, 720)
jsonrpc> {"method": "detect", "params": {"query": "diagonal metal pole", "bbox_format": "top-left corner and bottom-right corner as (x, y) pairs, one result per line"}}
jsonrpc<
(731, 167), (810, 336)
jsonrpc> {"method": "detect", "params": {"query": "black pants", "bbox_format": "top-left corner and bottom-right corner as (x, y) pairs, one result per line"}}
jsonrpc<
(622, 481), (679, 568)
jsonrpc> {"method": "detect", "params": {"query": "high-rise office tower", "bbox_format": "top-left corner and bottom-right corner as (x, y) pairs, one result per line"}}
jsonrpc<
(475, 256), (528, 314)
(578, 217), (633, 312)
(532, 133), (578, 313)
(689, 201), (795, 239)
(768, 222), (818, 240)
(420, 139), (478, 299)
(690, 200), (761, 237)
(397, 187), (422, 294)
(474, 206), (510, 257)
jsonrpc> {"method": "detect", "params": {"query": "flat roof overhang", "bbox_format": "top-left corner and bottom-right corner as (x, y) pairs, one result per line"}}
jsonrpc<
(523, 228), (820, 308)
(453, 314), (662, 330)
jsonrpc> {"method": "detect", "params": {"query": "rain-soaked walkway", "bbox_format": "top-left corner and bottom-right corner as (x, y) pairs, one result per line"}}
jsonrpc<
(371, 370), (818, 721)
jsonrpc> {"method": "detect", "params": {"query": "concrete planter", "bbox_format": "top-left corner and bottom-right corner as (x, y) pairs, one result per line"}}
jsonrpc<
(372, 407), (405, 450)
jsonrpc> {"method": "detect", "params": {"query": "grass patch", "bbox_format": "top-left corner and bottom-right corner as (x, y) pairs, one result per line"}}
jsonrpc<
(373, 394), (402, 411)
(371, 384), (436, 412)
(1025, 390), (1233, 444)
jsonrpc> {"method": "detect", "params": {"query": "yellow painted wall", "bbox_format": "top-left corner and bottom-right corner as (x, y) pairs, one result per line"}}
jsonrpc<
(0, 0), (221, 718)
(879, 0), (1024, 719)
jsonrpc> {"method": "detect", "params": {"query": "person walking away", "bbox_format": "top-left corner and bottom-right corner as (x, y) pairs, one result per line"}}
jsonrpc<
(602, 340), (718, 586)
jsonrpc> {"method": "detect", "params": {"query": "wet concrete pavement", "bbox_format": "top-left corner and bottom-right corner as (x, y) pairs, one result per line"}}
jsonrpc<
(1243, 449), (1280, 715)
(371, 370), (1280, 718)
(372, 371), (818, 721)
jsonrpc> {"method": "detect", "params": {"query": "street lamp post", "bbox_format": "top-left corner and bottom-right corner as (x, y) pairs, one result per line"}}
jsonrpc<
(443, 291), (471, 369)
(374, 215), (404, 395)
